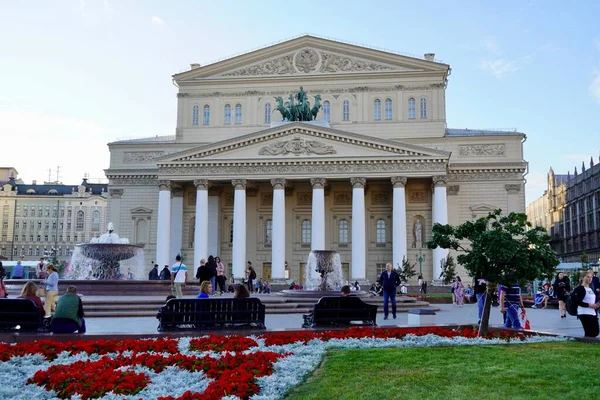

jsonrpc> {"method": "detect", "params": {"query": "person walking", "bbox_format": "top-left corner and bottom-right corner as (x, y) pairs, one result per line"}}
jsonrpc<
(215, 257), (226, 294)
(499, 283), (524, 329)
(574, 270), (600, 337)
(42, 264), (59, 318)
(170, 255), (187, 299)
(196, 259), (211, 284)
(553, 272), (571, 318)
(205, 256), (218, 294)
(246, 262), (256, 293)
(453, 276), (465, 306)
(379, 263), (401, 320)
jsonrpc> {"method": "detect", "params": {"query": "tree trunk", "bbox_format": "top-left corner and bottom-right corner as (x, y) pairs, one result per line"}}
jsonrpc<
(478, 283), (496, 337)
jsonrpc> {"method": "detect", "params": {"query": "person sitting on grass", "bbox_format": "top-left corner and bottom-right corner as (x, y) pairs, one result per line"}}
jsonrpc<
(197, 281), (212, 299)
(50, 286), (86, 334)
(18, 281), (45, 319)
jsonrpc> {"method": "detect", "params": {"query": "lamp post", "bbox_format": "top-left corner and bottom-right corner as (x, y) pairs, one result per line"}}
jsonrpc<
(415, 250), (425, 277)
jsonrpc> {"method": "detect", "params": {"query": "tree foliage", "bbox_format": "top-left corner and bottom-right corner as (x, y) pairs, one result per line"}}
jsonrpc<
(396, 256), (417, 283)
(427, 210), (559, 286)
(439, 255), (457, 285)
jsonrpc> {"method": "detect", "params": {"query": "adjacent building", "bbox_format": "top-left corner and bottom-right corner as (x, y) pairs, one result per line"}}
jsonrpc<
(0, 169), (109, 262)
(527, 158), (600, 265)
(105, 35), (528, 283)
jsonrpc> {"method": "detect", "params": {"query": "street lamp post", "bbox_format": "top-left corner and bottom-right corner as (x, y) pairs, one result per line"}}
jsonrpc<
(415, 250), (425, 277)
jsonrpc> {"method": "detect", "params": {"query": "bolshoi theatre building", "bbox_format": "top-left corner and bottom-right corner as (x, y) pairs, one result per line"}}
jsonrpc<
(105, 35), (527, 283)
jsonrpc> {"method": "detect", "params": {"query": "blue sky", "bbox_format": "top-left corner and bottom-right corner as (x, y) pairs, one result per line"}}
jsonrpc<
(1, 0), (599, 203)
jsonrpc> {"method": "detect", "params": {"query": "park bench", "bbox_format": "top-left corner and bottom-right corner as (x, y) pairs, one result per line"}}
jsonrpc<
(0, 298), (44, 331)
(303, 296), (377, 328)
(156, 298), (266, 331)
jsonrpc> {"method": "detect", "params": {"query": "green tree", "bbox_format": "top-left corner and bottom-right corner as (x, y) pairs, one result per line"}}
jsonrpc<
(439, 255), (457, 285)
(427, 209), (559, 335)
(396, 256), (417, 283)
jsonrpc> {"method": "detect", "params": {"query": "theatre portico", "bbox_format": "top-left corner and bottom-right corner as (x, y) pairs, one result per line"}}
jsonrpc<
(105, 35), (527, 284)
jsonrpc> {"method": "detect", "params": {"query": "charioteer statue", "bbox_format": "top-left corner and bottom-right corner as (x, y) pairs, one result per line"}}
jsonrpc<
(274, 86), (322, 122)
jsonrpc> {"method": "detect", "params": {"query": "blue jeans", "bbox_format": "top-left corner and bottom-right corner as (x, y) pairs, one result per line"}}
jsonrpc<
(383, 289), (397, 318)
(476, 293), (486, 320)
(210, 277), (216, 294)
(504, 305), (521, 329)
(51, 317), (86, 333)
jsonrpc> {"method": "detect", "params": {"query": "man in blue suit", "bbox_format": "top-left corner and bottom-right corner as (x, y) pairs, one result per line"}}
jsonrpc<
(379, 263), (401, 320)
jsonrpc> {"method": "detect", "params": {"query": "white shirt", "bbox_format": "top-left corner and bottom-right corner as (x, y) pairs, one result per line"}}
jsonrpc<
(577, 287), (597, 316)
(171, 263), (187, 283)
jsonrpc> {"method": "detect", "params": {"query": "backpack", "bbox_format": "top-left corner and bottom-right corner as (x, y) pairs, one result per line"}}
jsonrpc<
(566, 287), (581, 316)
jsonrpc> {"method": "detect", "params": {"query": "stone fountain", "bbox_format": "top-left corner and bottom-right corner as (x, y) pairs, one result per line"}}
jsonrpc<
(66, 223), (145, 280)
(279, 250), (366, 297)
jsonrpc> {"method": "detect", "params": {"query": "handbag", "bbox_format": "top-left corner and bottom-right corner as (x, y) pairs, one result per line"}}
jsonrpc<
(37, 287), (46, 297)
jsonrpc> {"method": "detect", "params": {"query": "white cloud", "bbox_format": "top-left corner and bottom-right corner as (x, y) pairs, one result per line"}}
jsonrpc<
(478, 59), (520, 78)
(151, 16), (164, 29)
(482, 37), (501, 55)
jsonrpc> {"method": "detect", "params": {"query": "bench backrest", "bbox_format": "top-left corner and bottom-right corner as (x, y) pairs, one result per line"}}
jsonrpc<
(313, 296), (377, 321)
(0, 298), (42, 328)
(159, 298), (266, 325)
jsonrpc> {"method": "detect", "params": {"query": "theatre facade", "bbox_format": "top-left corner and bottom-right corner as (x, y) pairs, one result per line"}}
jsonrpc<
(105, 35), (527, 283)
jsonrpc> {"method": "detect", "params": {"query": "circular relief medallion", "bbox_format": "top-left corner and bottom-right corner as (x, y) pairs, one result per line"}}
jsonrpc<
(294, 48), (321, 73)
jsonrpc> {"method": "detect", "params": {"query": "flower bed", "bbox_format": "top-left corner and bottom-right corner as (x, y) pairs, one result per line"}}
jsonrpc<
(0, 328), (565, 399)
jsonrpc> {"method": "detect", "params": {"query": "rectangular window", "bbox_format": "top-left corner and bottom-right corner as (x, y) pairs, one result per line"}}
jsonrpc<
(376, 263), (386, 278)
(28, 247), (33, 256)
(14, 235), (18, 241)
(23, 207), (28, 217)
(29, 235), (33, 242)
(36, 235), (41, 242)
(16, 206), (21, 217)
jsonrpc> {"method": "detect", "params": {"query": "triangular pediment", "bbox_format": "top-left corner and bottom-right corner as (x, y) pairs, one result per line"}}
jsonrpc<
(130, 206), (153, 215)
(174, 35), (448, 81)
(470, 203), (498, 212)
(157, 122), (450, 164)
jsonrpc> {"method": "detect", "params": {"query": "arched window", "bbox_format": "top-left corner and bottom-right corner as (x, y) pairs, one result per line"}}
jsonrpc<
(264, 103), (271, 124)
(408, 98), (416, 119)
(342, 100), (350, 121)
(338, 219), (349, 245)
(265, 219), (273, 245)
(376, 219), (386, 245)
(323, 101), (331, 122)
(229, 220), (234, 245)
(301, 219), (311, 245)
(203, 105), (210, 125)
(385, 98), (392, 120)
(76, 211), (85, 231)
(224, 104), (231, 125)
(235, 104), (242, 124)
(192, 104), (199, 125)
(373, 99), (381, 120)
(420, 97), (427, 119)
(91, 210), (100, 232)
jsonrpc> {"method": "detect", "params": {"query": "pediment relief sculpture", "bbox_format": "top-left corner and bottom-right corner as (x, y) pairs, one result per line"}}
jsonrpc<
(258, 137), (336, 156)
(222, 48), (395, 76)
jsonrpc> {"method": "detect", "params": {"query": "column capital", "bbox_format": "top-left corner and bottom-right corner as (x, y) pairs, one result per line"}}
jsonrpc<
(193, 179), (210, 190)
(108, 188), (123, 198)
(432, 176), (447, 187)
(157, 180), (171, 191)
(350, 177), (366, 189)
(505, 184), (522, 193)
(271, 178), (286, 190)
(391, 176), (408, 188)
(232, 179), (247, 190)
(310, 178), (327, 189)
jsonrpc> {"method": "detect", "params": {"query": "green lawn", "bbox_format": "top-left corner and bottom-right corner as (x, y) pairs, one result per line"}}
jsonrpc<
(285, 342), (600, 400)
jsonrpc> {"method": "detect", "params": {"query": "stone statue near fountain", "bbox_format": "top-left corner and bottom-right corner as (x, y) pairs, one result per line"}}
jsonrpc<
(66, 223), (144, 280)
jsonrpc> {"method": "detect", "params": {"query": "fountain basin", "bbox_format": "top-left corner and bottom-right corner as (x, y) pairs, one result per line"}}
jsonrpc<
(279, 290), (369, 298)
(76, 243), (145, 262)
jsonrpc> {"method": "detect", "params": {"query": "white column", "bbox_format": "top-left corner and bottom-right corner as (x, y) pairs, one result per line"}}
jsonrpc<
(350, 177), (366, 280)
(310, 178), (326, 250)
(271, 178), (286, 280)
(432, 176), (448, 281)
(170, 187), (184, 261)
(392, 176), (408, 270)
(155, 181), (172, 268)
(232, 179), (247, 279)
(108, 189), (123, 233)
(193, 179), (209, 268)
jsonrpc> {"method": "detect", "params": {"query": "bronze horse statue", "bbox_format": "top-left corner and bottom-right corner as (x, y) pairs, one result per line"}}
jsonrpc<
(310, 94), (322, 120)
(274, 96), (291, 121)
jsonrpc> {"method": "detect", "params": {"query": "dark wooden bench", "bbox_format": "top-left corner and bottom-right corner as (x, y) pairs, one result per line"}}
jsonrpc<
(303, 296), (377, 328)
(0, 298), (43, 331)
(156, 298), (266, 331)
